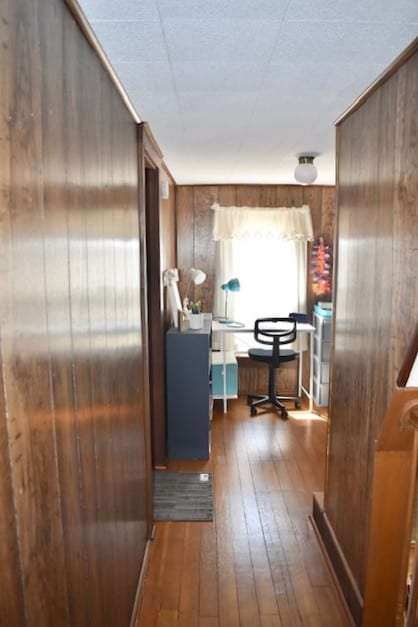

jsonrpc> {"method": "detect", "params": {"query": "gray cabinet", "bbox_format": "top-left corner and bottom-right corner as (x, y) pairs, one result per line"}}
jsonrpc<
(166, 324), (212, 460)
(313, 311), (332, 407)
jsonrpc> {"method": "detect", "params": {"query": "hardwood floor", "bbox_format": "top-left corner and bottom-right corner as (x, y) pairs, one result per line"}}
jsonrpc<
(136, 398), (352, 626)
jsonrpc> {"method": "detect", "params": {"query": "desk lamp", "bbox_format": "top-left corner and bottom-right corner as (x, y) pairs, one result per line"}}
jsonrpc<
(183, 267), (206, 311)
(219, 278), (240, 323)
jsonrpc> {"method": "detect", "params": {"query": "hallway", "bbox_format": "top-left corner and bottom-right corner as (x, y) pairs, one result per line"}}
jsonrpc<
(137, 398), (352, 626)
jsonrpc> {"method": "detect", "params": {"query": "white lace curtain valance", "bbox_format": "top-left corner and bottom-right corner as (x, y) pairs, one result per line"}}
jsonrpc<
(212, 203), (313, 241)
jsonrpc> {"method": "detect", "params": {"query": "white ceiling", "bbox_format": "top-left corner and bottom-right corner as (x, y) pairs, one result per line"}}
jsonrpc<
(77, 0), (418, 185)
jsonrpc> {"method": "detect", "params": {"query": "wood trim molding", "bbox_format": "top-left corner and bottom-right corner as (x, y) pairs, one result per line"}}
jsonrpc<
(336, 37), (418, 126)
(64, 0), (141, 123)
(141, 122), (164, 166)
(129, 531), (156, 627)
(311, 492), (363, 626)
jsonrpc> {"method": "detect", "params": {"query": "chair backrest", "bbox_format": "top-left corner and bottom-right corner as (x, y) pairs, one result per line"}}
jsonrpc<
(254, 317), (297, 365)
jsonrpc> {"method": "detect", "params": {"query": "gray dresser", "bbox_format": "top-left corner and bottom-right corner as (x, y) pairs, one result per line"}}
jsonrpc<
(166, 323), (212, 460)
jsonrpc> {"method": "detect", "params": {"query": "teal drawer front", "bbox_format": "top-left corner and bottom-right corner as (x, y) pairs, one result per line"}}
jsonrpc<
(211, 362), (238, 397)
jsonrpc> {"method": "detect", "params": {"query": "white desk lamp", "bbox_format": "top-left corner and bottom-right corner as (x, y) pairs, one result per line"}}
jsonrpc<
(183, 267), (206, 311)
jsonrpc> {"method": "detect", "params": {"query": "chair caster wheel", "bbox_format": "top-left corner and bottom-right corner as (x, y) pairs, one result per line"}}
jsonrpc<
(281, 409), (288, 419)
(250, 407), (257, 416)
(295, 400), (301, 409)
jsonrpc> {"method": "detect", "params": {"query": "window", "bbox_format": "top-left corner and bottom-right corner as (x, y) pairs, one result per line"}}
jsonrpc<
(212, 203), (313, 352)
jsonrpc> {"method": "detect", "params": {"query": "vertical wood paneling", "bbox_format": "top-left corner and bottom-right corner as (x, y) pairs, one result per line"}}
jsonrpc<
(193, 186), (218, 312)
(0, 0), (152, 625)
(330, 79), (396, 586)
(217, 185), (237, 208)
(320, 187), (337, 241)
(392, 56), (418, 373)
(3, 1), (70, 624)
(0, 350), (26, 627)
(276, 185), (304, 208)
(324, 41), (418, 615)
(259, 185), (276, 206)
(176, 186), (195, 298)
(302, 187), (322, 231)
(236, 185), (261, 206)
(0, 3), (30, 625)
(42, 4), (92, 625)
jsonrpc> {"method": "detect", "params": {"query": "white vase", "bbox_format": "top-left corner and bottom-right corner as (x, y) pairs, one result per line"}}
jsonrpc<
(189, 313), (203, 330)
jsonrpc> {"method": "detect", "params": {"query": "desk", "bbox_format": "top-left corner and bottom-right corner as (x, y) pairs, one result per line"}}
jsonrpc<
(212, 320), (315, 413)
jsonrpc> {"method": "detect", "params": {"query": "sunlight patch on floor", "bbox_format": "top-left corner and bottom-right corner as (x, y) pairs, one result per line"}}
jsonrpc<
(288, 410), (328, 421)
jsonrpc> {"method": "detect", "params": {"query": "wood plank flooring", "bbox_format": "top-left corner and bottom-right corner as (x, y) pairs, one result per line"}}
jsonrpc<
(136, 398), (352, 627)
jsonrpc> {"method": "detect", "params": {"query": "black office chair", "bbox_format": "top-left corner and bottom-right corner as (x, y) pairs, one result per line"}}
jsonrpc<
(247, 317), (300, 419)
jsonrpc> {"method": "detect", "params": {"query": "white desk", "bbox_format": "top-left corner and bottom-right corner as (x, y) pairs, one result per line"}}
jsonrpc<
(212, 320), (315, 413)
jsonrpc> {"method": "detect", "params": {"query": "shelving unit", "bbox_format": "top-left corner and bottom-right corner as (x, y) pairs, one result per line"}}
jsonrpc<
(313, 309), (332, 407)
(211, 351), (238, 399)
(166, 324), (212, 460)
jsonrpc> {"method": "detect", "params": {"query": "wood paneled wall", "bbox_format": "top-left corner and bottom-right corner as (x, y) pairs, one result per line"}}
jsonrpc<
(0, 1), (152, 625)
(176, 184), (336, 314)
(320, 38), (418, 623)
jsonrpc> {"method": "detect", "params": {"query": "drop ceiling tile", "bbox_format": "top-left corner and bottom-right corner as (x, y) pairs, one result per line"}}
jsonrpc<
(286, 0), (418, 23)
(117, 87), (181, 129)
(262, 60), (363, 92)
(162, 18), (280, 64)
(260, 60), (378, 116)
(177, 90), (254, 116)
(114, 61), (173, 94)
(78, 0), (160, 21)
(177, 115), (252, 145)
(270, 21), (418, 66)
(88, 20), (168, 64)
(171, 60), (265, 92)
(158, 0), (289, 20)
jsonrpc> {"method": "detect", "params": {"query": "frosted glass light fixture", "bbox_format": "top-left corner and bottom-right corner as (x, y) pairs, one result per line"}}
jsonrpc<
(294, 155), (318, 185)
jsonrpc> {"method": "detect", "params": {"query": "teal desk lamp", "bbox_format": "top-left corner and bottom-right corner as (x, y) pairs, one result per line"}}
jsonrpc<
(219, 278), (240, 323)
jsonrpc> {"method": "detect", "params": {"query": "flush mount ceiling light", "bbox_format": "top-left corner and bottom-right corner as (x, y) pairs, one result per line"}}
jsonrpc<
(294, 155), (318, 185)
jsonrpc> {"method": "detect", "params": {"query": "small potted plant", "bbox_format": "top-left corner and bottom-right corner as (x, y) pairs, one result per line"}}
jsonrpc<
(188, 300), (203, 329)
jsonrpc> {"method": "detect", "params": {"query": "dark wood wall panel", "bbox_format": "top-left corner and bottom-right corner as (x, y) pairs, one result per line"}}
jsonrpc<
(0, 0), (151, 625)
(0, 4), (27, 622)
(392, 53), (418, 372)
(160, 174), (177, 285)
(325, 41), (418, 607)
(176, 184), (336, 315)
